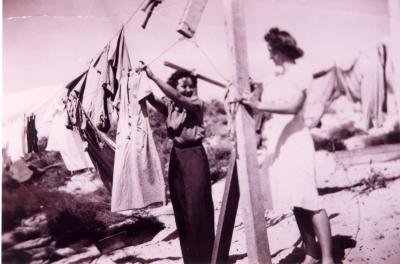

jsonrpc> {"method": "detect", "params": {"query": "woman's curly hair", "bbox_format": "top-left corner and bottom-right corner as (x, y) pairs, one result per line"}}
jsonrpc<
(264, 27), (304, 60)
(167, 69), (197, 89)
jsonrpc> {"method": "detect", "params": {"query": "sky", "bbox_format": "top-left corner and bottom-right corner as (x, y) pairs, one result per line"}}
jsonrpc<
(3, 0), (391, 98)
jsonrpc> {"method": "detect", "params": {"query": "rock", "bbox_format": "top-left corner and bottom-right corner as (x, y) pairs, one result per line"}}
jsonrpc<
(13, 237), (52, 250)
(21, 213), (47, 227)
(52, 246), (100, 264)
(14, 226), (42, 242)
(10, 159), (33, 182)
(58, 171), (102, 195)
(31, 248), (48, 260)
(2, 231), (16, 249)
(54, 247), (76, 258)
(91, 256), (117, 264)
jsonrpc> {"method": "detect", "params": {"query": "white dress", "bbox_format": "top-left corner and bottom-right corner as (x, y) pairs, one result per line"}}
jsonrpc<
(258, 63), (323, 212)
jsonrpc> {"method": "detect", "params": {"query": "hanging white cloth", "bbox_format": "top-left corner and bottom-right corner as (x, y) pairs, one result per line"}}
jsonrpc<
(111, 71), (165, 212)
(46, 107), (94, 171)
(4, 116), (27, 162)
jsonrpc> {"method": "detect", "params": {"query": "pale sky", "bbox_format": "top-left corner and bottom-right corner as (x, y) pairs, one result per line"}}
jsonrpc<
(3, 0), (391, 96)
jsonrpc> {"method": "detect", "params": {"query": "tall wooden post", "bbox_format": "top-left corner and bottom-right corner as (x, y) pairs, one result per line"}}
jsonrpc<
(221, 0), (272, 263)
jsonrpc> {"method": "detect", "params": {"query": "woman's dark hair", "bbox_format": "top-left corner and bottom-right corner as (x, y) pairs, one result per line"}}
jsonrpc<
(264, 27), (304, 60)
(167, 69), (197, 89)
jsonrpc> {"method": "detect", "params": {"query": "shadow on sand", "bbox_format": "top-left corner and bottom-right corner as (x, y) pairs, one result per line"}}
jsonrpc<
(278, 235), (356, 264)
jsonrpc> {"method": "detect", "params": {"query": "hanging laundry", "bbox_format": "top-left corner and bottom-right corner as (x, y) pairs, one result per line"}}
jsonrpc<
(66, 70), (89, 95)
(304, 44), (388, 130)
(336, 44), (387, 129)
(66, 90), (83, 130)
(4, 116), (27, 162)
(109, 28), (132, 99)
(82, 44), (112, 133)
(80, 117), (114, 192)
(46, 106), (94, 172)
(26, 114), (39, 153)
(111, 71), (165, 212)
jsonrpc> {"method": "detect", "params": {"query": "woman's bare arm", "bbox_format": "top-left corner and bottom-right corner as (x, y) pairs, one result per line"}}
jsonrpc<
(242, 89), (305, 114)
(139, 63), (200, 112)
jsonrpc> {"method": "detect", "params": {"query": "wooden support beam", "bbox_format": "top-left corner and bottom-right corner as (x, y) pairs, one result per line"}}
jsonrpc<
(211, 154), (240, 264)
(177, 0), (208, 38)
(221, 0), (271, 263)
(164, 61), (227, 88)
(335, 143), (400, 166)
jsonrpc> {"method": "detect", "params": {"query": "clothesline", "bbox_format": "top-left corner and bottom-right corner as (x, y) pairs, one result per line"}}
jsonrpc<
(73, 0), (230, 93)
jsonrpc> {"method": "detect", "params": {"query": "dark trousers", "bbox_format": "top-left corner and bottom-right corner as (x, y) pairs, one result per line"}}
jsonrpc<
(169, 143), (215, 264)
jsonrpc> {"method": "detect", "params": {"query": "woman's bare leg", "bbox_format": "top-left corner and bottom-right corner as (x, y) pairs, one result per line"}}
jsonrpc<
(311, 209), (334, 264)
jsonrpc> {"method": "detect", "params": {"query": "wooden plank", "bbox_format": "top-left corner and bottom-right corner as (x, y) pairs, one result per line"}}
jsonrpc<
(177, 0), (208, 38)
(164, 61), (227, 88)
(222, 0), (271, 263)
(335, 143), (400, 166)
(211, 154), (240, 264)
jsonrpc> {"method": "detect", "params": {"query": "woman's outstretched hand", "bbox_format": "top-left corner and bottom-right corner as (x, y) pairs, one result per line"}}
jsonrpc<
(241, 91), (259, 110)
(136, 61), (155, 79)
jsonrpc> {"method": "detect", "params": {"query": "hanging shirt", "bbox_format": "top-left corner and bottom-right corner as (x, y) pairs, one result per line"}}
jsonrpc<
(163, 97), (206, 145)
(111, 71), (165, 212)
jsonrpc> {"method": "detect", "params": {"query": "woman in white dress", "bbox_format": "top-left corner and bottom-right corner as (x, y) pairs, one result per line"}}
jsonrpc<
(242, 28), (334, 264)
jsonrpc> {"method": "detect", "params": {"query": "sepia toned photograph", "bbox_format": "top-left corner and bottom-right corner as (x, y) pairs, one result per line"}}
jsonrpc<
(2, 0), (400, 263)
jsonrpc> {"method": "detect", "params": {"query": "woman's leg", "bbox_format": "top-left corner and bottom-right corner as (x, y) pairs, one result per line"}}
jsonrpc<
(293, 207), (320, 263)
(311, 209), (334, 264)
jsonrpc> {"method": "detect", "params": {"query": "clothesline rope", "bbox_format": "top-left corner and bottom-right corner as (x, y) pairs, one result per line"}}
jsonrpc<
(82, 0), (148, 68)
(145, 37), (185, 67)
(154, 0), (183, 14)
(74, 36), (183, 102)
(191, 36), (230, 84)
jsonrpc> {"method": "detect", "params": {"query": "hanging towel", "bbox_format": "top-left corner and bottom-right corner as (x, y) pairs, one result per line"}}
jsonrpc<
(46, 108), (94, 171)
(111, 72), (165, 212)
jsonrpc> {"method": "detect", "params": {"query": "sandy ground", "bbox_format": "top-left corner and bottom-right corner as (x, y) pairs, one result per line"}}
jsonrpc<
(89, 159), (400, 264)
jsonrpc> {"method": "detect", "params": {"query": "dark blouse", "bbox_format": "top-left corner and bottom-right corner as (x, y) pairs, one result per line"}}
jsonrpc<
(162, 97), (205, 145)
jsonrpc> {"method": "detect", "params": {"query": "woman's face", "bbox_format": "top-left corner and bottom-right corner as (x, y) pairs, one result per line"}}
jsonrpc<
(176, 77), (196, 97)
(268, 46), (285, 66)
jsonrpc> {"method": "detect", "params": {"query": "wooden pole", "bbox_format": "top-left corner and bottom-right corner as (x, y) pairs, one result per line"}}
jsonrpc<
(211, 154), (240, 264)
(221, 0), (272, 263)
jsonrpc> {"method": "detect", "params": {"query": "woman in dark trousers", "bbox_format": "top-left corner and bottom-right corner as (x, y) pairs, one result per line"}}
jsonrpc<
(140, 64), (215, 264)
